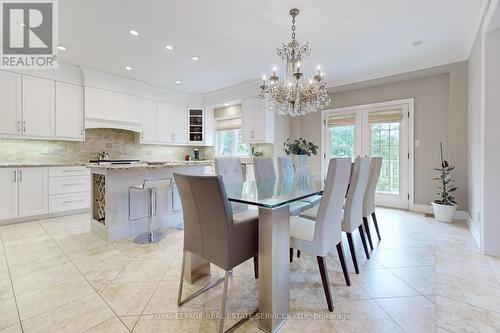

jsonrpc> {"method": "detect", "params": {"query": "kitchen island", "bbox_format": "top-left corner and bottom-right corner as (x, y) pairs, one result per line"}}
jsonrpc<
(88, 161), (213, 241)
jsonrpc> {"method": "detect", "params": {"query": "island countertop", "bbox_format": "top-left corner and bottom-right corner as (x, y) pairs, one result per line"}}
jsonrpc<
(87, 160), (214, 170)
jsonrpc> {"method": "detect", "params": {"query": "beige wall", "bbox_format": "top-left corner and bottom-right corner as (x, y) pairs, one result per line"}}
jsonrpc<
(0, 128), (210, 164)
(292, 62), (468, 209)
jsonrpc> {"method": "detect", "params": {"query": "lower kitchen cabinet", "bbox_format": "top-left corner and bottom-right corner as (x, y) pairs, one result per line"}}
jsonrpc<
(0, 169), (18, 220)
(0, 166), (90, 223)
(18, 168), (48, 217)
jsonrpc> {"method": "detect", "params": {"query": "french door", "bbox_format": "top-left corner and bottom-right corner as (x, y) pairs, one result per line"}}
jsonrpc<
(322, 100), (413, 210)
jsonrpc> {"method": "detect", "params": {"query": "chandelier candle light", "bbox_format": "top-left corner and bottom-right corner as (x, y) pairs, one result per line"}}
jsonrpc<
(259, 8), (331, 117)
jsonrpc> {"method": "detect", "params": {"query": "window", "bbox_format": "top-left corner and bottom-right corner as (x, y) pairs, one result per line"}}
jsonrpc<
(370, 122), (400, 194)
(216, 128), (249, 157)
(330, 125), (356, 160)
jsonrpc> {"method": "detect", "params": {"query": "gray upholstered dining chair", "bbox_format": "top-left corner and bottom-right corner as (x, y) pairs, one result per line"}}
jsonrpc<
(174, 173), (258, 333)
(253, 157), (312, 216)
(277, 155), (322, 206)
(341, 156), (371, 273)
(289, 158), (352, 311)
(300, 157), (371, 273)
(363, 157), (383, 250)
(215, 157), (259, 221)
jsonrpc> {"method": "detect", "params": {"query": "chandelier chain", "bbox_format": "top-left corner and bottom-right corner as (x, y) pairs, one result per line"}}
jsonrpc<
(291, 16), (296, 41)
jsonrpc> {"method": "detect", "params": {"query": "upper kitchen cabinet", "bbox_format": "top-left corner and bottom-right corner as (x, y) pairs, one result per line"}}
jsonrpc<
(139, 98), (159, 143)
(0, 72), (84, 141)
(241, 97), (274, 144)
(0, 71), (22, 135)
(85, 86), (141, 129)
(158, 102), (187, 145)
(55, 82), (84, 140)
(22, 76), (56, 137)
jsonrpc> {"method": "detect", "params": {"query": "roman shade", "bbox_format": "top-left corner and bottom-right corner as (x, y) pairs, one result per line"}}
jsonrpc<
(214, 105), (242, 119)
(216, 117), (242, 131)
(327, 114), (356, 127)
(368, 109), (402, 123)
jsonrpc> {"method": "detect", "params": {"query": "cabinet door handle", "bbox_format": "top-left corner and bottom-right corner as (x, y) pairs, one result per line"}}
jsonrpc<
(19, 170), (22, 182)
(80, 127), (83, 136)
(63, 183), (85, 187)
(17, 121), (21, 132)
(13, 171), (17, 182)
(23, 121), (26, 133)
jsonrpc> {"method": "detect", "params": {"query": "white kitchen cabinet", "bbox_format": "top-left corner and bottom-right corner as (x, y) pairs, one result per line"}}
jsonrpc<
(56, 82), (84, 140)
(241, 97), (274, 144)
(140, 99), (159, 143)
(22, 76), (55, 137)
(158, 102), (174, 143)
(18, 167), (48, 217)
(0, 169), (19, 220)
(0, 71), (22, 135)
(172, 105), (188, 144)
(158, 102), (187, 144)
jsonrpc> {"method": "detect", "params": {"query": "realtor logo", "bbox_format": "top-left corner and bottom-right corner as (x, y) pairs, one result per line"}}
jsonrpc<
(1, 0), (58, 69)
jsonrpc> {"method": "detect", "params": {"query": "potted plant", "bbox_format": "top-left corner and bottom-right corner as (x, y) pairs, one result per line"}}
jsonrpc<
(431, 143), (457, 223)
(283, 138), (318, 179)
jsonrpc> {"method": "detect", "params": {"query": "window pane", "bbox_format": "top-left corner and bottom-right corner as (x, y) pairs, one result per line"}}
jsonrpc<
(330, 125), (355, 160)
(216, 128), (249, 157)
(370, 122), (400, 194)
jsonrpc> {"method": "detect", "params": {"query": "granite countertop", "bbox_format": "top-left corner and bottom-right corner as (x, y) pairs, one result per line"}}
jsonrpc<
(0, 163), (87, 168)
(87, 160), (214, 170)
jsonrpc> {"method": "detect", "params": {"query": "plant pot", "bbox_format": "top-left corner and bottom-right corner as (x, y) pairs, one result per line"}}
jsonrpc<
(431, 202), (457, 223)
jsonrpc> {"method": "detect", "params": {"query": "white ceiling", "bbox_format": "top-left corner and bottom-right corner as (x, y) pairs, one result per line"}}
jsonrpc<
(59, 0), (485, 94)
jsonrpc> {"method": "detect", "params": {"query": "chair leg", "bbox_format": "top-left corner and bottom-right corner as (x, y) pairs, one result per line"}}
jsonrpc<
(363, 217), (374, 251)
(358, 225), (370, 259)
(317, 256), (334, 312)
(371, 212), (381, 241)
(346, 233), (359, 274)
(177, 251), (187, 306)
(336, 242), (351, 286)
(290, 248), (294, 263)
(297, 250), (301, 258)
(218, 271), (230, 333)
(253, 256), (258, 279)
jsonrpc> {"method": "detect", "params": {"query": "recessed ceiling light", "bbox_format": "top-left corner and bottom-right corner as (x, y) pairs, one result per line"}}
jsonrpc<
(57, 45), (66, 51)
(224, 103), (229, 107)
(191, 56), (199, 61)
(125, 66), (132, 71)
(175, 80), (182, 84)
(412, 40), (423, 46)
(165, 45), (174, 50)
(18, 22), (26, 27)
(129, 30), (139, 36)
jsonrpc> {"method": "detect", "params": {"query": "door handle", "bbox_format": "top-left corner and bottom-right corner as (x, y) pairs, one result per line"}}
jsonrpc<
(13, 171), (17, 182)
(23, 121), (26, 133)
(17, 121), (21, 132)
(19, 170), (22, 182)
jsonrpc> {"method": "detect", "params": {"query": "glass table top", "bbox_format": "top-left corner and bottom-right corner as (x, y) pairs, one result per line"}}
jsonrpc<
(224, 176), (323, 209)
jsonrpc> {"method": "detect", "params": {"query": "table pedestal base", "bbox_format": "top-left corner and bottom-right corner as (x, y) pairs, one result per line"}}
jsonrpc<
(257, 205), (290, 332)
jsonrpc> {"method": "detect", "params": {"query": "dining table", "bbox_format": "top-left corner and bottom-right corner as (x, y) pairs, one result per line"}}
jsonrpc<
(222, 176), (324, 332)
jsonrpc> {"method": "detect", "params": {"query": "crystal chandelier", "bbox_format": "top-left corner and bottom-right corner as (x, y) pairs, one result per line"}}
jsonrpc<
(258, 8), (331, 117)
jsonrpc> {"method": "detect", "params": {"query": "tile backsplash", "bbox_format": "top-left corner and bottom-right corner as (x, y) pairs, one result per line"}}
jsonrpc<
(0, 128), (213, 164)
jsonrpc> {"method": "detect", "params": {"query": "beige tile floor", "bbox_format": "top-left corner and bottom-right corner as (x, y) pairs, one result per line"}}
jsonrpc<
(0, 208), (499, 332)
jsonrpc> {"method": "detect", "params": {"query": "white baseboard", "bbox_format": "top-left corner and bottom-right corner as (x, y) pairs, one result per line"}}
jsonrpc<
(466, 213), (481, 247)
(413, 204), (467, 220)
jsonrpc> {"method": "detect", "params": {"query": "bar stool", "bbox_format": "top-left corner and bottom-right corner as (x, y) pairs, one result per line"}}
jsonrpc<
(128, 177), (173, 244)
